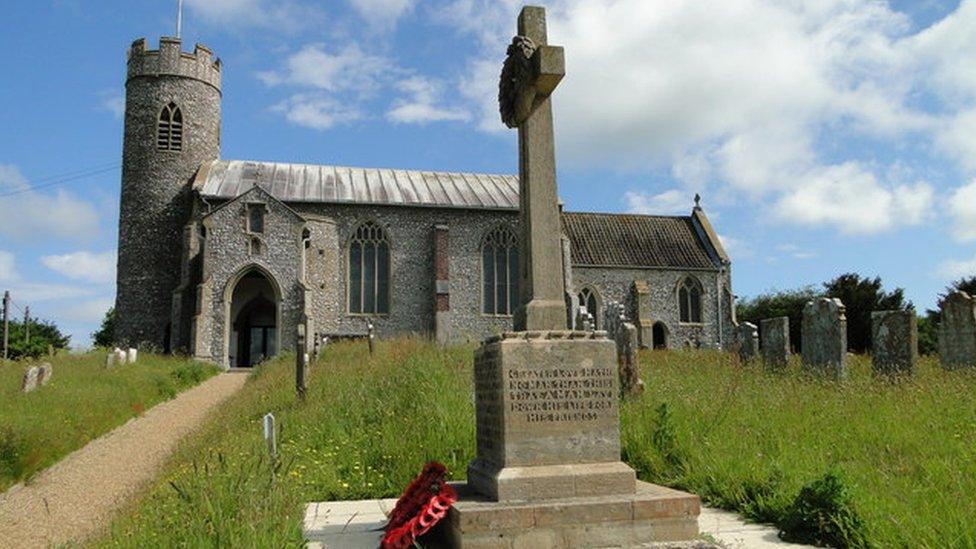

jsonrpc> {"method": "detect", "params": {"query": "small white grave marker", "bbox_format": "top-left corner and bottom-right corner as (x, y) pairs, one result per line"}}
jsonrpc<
(263, 413), (277, 459)
(127, 348), (138, 363)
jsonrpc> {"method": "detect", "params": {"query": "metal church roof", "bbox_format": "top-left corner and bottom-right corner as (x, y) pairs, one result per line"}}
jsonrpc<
(194, 160), (520, 210)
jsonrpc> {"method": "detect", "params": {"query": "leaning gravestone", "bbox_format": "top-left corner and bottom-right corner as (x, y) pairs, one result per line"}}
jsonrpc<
(872, 310), (917, 376)
(761, 316), (790, 370)
(939, 291), (976, 370)
(37, 362), (53, 386)
(603, 301), (644, 396)
(446, 7), (699, 547)
(21, 366), (40, 393)
(737, 322), (759, 362)
(801, 298), (847, 378)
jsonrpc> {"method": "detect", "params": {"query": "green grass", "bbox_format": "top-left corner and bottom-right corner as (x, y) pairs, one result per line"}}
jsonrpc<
(94, 340), (976, 548)
(0, 352), (219, 492)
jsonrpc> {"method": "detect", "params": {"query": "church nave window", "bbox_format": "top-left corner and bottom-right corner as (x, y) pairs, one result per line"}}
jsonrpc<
(157, 102), (183, 152)
(578, 287), (600, 329)
(348, 221), (390, 315)
(482, 227), (519, 316)
(247, 204), (265, 234)
(678, 276), (703, 324)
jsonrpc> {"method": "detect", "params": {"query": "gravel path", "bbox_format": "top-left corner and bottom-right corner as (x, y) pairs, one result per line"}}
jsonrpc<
(0, 371), (248, 548)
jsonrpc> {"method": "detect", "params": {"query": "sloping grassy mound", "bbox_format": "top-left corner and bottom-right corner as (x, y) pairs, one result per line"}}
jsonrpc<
(98, 338), (475, 548)
(0, 352), (218, 492)
(97, 340), (976, 547)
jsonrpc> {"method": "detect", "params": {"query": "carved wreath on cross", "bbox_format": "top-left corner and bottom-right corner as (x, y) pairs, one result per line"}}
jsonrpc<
(498, 36), (538, 129)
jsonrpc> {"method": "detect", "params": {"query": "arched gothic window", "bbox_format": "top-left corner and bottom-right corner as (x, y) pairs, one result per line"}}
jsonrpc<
(482, 227), (519, 315)
(348, 222), (390, 315)
(678, 277), (703, 324)
(578, 287), (599, 328)
(157, 102), (183, 152)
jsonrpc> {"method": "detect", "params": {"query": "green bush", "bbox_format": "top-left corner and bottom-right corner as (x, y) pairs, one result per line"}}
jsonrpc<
(0, 426), (27, 481)
(171, 362), (212, 387)
(780, 470), (869, 548)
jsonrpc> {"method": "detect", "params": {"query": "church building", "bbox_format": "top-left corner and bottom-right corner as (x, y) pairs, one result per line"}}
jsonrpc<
(114, 37), (736, 368)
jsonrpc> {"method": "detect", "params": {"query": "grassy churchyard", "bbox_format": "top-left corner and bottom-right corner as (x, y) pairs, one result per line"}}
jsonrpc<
(94, 338), (976, 548)
(0, 352), (218, 492)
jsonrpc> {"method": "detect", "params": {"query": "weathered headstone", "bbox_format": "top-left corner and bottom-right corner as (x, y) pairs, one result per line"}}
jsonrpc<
(604, 301), (644, 396)
(127, 348), (138, 364)
(20, 366), (40, 393)
(448, 7), (699, 547)
(296, 324), (308, 399)
(736, 322), (759, 362)
(106, 352), (118, 368)
(760, 316), (790, 370)
(114, 348), (128, 365)
(872, 310), (917, 376)
(632, 280), (653, 348)
(801, 298), (847, 378)
(939, 291), (976, 370)
(263, 412), (277, 459)
(37, 362), (53, 386)
(366, 319), (375, 355)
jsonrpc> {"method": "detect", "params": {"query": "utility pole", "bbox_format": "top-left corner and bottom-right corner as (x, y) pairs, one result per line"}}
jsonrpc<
(24, 306), (30, 345)
(2, 291), (9, 361)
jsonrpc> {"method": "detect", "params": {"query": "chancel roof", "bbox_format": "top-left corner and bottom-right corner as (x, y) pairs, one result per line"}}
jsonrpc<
(562, 212), (721, 270)
(195, 160), (520, 210)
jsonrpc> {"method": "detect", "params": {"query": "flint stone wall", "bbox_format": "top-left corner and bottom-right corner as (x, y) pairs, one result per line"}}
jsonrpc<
(760, 316), (790, 369)
(939, 291), (976, 370)
(871, 310), (917, 375)
(801, 298), (847, 378)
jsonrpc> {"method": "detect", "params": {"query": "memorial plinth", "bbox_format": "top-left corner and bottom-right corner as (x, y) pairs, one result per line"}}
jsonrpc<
(446, 332), (700, 548)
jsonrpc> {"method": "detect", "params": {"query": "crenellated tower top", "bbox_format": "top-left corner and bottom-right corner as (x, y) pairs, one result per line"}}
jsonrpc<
(127, 37), (221, 92)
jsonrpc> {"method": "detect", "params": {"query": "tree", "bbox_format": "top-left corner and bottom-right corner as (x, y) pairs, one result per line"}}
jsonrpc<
(737, 286), (823, 353)
(823, 273), (910, 354)
(5, 318), (70, 360)
(92, 307), (116, 348)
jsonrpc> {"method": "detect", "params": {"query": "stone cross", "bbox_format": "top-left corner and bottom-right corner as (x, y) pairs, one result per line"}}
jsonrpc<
(499, 6), (567, 331)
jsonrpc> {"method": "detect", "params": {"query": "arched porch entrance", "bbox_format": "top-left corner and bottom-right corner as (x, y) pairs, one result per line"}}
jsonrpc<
(652, 321), (669, 350)
(227, 268), (280, 367)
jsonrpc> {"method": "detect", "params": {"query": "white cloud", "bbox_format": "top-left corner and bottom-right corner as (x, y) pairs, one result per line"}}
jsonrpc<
(346, 0), (413, 28)
(718, 234), (752, 260)
(448, 0), (961, 235)
(939, 253), (976, 280)
(270, 94), (362, 130)
(98, 91), (124, 119)
(949, 179), (976, 242)
(258, 44), (392, 93)
(41, 251), (116, 284)
(624, 189), (694, 216)
(184, 0), (322, 31)
(58, 297), (114, 325)
(776, 244), (817, 261)
(0, 164), (101, 242)
(387, 76), (470, 124)
(0, 250), (17, 282)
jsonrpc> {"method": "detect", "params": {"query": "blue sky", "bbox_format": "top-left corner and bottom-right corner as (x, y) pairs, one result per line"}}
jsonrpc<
(2, 0), (976, 347)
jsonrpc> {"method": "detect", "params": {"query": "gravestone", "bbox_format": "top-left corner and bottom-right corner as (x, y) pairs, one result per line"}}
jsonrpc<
(737, 322), (759, 362)
(127, 348), (138, 364)
(801, 298), (847, 378)
(106, 352), (118, 368)
(604, 301), (644, 396)
(447, 7), (699, 547)
(632, 280), (653, 348)
(871, 310), (917, 376)
(114, 348), (128, 365)
(939, 291), (976, 370)
(296, 324), (308, 399)
(760, 316), (790, 370)
(21, 366), (40, 393)
(37, 362), (53, 386)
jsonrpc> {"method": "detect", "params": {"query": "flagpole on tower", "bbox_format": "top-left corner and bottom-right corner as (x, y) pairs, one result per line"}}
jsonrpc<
(176, 0), (184, 38)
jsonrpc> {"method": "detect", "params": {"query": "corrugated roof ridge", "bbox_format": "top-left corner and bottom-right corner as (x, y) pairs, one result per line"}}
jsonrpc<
(207, 158), (516, 179)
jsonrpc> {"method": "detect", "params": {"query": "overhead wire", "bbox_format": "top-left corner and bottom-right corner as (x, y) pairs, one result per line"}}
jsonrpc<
(0, 163), (121, 198)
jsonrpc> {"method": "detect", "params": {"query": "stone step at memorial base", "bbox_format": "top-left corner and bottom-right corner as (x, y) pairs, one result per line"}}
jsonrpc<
(444, 480), (700, 548)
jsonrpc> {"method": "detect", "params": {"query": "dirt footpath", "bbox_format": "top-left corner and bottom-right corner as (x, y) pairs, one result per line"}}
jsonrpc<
(0, 371), (247, 548)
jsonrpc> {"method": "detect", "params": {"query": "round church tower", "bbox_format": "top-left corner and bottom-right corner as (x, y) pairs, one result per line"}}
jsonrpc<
(115, 37), (221, 349)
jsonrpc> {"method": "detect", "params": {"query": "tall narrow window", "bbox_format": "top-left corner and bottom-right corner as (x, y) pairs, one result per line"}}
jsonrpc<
(578, 287), (599, 328)
(348, 222), (390, 315)
(678, 277), (703, 323)
(247, 204), (265, 234)
(482, 227), (519, 315)
(157, 102), (183, 152)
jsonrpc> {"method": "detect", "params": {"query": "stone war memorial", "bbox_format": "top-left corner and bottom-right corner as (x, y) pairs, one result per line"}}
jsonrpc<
(445, 7), (700, 547)
(801, 298), (847, 378)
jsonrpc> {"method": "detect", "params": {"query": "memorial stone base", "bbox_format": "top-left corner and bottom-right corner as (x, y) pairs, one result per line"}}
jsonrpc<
(444, 332), (700, 548)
